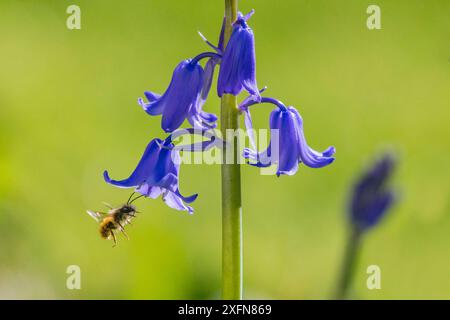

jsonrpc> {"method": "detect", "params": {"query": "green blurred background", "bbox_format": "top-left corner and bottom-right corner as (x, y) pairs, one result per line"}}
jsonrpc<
(0, 0), (449, 299)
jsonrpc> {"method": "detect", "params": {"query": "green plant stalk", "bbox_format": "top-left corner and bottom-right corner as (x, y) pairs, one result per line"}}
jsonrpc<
(335, 228), (362, 300)
(221, 0), (242, 300)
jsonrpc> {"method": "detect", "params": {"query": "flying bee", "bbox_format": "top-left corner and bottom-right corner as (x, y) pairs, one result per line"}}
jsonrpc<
(87, 192), (143, 247)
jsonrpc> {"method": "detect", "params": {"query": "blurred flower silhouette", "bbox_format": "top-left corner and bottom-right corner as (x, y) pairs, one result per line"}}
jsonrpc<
(350, 153), (396, 231)
(336, 152), (397, 299)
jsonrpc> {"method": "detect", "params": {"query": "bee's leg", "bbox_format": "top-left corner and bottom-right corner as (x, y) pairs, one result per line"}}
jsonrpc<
(110, 231), (117, 247)
(117, 222), (129, 240)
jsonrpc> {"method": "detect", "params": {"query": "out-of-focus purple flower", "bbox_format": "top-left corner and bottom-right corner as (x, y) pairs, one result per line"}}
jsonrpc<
(218, 10), (260, 99)
(103, 138), (199, 213)
(240, 96), (335, 176)
(350, 154), (396, 231)
(139, 57), (219, 133)
(103, 130), (220, 213)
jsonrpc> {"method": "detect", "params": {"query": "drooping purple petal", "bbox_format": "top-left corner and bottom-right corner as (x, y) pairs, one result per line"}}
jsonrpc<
(275, 108), (300, 176)
(162, 191), (194, 214)
(137, 92), (163, 116)
(289, 107), (336, 168)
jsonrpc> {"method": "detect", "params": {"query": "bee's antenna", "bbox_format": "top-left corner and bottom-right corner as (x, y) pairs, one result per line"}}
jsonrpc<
(130, 194), (145, 204)
(126, 192), (136, 205)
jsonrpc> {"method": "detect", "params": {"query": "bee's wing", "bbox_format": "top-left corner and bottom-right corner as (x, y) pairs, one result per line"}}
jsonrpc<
(102, 202), (114, 209)
(86, 210), (104, 222)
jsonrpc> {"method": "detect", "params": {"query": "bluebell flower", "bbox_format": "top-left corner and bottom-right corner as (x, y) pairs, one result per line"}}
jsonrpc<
(103, 130), (220, 213)
(139, 56), (220, 133)
(240, 96), (335, 176)
(103, 138), (197, 213)
(350, 153), (396, 231)
(218, 10), (260, 99)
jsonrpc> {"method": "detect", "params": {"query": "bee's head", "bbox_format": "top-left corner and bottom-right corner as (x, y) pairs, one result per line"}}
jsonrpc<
(124, 192), (144, 213)
(120, 204), (136, 215)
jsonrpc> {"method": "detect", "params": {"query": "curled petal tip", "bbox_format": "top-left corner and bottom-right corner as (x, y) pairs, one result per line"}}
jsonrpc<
(324, 146), (336, 157)
(183, 193), (198, 204)
(144, 91), (161, 102)
(137, 98), (146, 110)
(103, 170), (111, 183)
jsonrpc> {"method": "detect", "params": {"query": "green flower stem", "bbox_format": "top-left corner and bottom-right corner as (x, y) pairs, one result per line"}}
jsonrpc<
(335, 228), (362, 300)
(221, 0), (242, 300)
